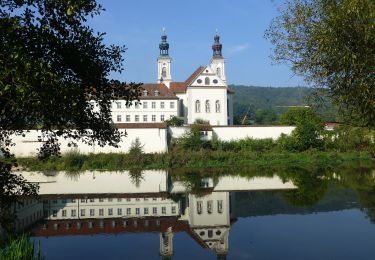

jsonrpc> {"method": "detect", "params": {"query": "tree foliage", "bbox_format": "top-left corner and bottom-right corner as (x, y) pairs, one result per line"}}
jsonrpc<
(279, 107), (324, 151)
(0, 0), (141, 158)
(165, 116), (184, 127)
(266, 0), (375, 127)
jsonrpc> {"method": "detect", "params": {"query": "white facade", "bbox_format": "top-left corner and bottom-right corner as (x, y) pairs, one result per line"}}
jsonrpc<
(110, 98), (178, 124)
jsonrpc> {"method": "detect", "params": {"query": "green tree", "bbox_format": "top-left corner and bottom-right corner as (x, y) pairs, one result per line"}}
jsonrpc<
(279, 107), (324, 151)
(266, 0), (375, 127)
(253, 109), (278, 125)
(165, 116), (184, 126)
(0, 0), (141, 158)
(0, 0), (140, 235)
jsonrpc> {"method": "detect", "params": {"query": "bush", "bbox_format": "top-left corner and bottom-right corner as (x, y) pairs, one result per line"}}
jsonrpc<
(166, 116), (184, 126)
(279, 108), (324, 151)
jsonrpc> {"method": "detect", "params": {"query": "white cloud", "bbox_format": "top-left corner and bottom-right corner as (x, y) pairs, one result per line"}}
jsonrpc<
(228, 43), (250, 54)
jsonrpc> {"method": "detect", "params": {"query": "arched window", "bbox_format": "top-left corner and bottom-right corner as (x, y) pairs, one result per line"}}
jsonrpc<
(162, 67), (167, 77)
(195, 100), (201, 113)
(197, 201), (203, 215)
(205, 100), (210, 113)
(215, 100), (220, 113)
(216, 67), (221, 78)
(205, 77), (210, 85)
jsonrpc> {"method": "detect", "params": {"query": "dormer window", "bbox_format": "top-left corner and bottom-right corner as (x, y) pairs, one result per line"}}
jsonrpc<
(154, 90), (160, 96)
(143, 90), (148, 96)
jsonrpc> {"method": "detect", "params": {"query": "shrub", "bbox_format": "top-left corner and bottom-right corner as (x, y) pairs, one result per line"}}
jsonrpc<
(166, 116), (184, 126)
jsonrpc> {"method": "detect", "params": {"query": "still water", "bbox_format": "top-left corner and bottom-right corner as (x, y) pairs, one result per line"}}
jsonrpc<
(11, 167), (375, 259)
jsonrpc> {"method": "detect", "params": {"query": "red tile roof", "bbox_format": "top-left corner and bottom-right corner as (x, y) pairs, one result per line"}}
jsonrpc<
(227, 87), (235, 94)
(170, 66), (206, 93)
(139, 83), (178, 99)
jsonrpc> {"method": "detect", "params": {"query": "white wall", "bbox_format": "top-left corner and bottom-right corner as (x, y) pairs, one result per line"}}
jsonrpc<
(212, 126), (295, 141)
(110, 99), (178, 123)
(187, 87), (228, 126)
(9, 127), (168, 157)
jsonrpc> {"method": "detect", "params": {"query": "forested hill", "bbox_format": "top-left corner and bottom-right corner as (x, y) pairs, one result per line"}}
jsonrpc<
(230, 85), (337, 124)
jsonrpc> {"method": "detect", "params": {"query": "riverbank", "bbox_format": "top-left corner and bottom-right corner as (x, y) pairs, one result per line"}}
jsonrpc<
(17, 150), (373, 172)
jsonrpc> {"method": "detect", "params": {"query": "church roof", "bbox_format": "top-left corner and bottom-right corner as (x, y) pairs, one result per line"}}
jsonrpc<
(170, 66), (206, 93)
(227, 87), (235, 94)
(139, 83), (178, 99)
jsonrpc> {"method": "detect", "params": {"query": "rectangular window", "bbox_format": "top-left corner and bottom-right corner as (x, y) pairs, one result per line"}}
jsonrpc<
(117, 198), (122, 202)
(153, 207), (157, 214)
(62, 210), (67, 217)
(172, 206), (176, 214)
(71, 199), (76, 203)
(135, 102), (140, 109)
(99, 198), (104, 202)
(99, 209), (104, 216)
(162, 207), (166, 214)
(126, 208), (131, 215)
(108, 208), (113, 216)
(160, 102), (165, 109)
(143, 115), (147, 122)
(52, 210), (58, 217)
(126, 115), (130, 122)
(81, 199), (86, 203)
(80, 209), (86, 217)
(170, 102), (175, 109)
(116, 102), (121, 109)
(152, 115), (156, 122)
(90, 199), (95, 203)
(117, 208), (122, 215)
(144, 208), (149, 215)
(135, 115), (139, 122)
(136, 208), (140, 215)
(90, 209), (95, 216)
(71, 209), (76, 217)
(143, 102), (148, 109)
(108, 198), (113, 202)
(62, 199), (67, 203)
(117, 115), (122, 122)
(160, 115), (165, 122)
(126, 198), (131, 202)
(152, 102), (156, 109)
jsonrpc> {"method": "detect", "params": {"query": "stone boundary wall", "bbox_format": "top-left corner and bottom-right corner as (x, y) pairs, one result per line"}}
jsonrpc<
(212, 126), (295, 141)
(9, 128), (168, 157)
(8, 125), (295, 157)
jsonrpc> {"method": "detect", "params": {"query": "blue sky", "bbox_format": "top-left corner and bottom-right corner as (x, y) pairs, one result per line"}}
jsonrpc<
(88, 0), (305, 87)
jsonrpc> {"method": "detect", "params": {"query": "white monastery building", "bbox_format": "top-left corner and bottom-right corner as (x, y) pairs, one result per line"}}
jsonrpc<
(111, 31), (234, 126)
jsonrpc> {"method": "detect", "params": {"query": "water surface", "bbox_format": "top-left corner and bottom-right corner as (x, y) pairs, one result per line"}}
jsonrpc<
(11, 167), (375, 259)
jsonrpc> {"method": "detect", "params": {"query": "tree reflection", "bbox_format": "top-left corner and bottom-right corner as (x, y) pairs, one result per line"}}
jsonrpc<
(128, 168), (144, 188)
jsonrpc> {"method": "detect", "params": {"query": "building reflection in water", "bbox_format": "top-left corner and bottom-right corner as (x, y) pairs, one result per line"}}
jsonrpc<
(15, 170), (296, 259)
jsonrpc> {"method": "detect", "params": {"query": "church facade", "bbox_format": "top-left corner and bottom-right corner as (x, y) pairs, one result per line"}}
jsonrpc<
(111, 32), (234, 126)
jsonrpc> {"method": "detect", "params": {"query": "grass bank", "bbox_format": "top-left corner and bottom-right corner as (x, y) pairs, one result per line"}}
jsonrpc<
(17, 150), (373, 172)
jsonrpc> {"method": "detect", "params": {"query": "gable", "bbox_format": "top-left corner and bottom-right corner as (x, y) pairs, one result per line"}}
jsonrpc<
(188, 66), (227, 88)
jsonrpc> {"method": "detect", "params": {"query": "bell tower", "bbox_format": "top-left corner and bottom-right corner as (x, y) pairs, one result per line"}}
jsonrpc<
(159, 227), (174, 259)
(157, 28), (172, 88)
(210, 30), (226, 83)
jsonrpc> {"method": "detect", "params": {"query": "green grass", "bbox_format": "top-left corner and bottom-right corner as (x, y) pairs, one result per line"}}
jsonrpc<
(17, 150), (373, 172)
(0, 234), (44, 260)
